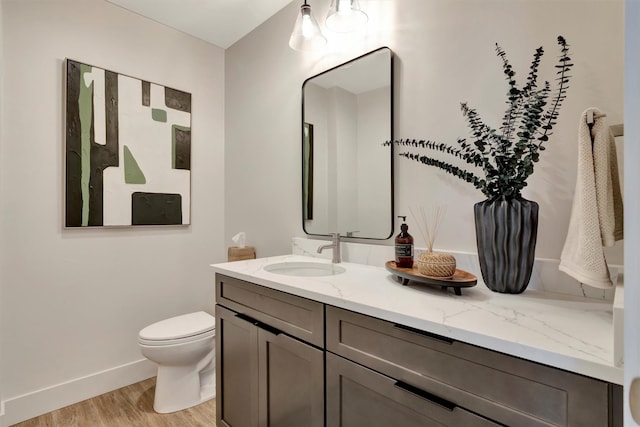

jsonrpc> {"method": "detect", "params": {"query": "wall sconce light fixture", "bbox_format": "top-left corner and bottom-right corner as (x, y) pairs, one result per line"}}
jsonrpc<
(325, 0), (368, 33)
(289, 0), (327, 52)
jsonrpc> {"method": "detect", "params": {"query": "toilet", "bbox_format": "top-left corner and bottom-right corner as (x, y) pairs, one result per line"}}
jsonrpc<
(138, 311), (216, 413)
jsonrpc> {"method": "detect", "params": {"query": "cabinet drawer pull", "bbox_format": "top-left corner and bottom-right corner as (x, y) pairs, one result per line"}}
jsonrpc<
(393, 324), (454, 344)
(394, 381), (455, 411)
(235, 312), (259, 325)
(255, 320), (283, 336)
(234, 312), (282, 335)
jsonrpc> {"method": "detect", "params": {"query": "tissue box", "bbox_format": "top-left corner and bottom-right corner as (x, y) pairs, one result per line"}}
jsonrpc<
(228, 246), (256, 262)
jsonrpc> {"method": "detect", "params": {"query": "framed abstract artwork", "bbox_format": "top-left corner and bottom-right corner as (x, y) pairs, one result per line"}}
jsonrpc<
(65, 59), (191, 227)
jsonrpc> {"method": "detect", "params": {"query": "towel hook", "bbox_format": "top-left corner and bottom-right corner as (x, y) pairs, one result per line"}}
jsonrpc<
(587, 111), (607, 125)
(587, 110), (594, 124)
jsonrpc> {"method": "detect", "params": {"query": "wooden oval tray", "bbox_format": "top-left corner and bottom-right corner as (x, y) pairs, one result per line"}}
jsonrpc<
(385, 261), (477, 295)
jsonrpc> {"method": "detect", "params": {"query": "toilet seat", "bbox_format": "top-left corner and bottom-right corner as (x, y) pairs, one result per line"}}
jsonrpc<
(138, 328), (215, 346)
(139, 311), (215, 346)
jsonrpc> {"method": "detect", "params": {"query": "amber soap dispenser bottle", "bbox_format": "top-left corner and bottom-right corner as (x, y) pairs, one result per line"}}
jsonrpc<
(395, 216), (414, 268)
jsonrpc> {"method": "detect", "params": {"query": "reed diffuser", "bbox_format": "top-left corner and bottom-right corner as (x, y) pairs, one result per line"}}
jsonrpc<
(410, 206), (457, 278)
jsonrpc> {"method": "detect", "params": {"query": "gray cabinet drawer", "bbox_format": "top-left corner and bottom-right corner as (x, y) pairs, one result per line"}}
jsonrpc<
(216, 274), (324, 347)
(326, 305), (616, 427)
(326, 352), (501, 427)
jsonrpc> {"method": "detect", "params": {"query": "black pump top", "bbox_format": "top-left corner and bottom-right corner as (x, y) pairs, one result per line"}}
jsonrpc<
(398, 216), (408, 233)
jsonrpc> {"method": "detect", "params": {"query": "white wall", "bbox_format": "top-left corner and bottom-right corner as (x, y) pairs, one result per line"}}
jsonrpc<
(357, 86), (391, 237)
(225, 0), (624, 262)
(333, 87), (358, 233)
(0, 0), (225, 424)
(304, 83), (330, 233)
(225, 4), (305, 256)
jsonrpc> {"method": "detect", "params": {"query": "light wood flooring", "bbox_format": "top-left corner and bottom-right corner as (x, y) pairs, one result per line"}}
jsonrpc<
(11, 377), (215, 427)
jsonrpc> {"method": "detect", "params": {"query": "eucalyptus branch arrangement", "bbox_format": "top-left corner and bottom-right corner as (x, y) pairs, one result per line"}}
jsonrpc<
(387, 36), (573, 200)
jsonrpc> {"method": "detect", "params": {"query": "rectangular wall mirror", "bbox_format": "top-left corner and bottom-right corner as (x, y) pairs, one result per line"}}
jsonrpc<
(302, 47), (393, 239)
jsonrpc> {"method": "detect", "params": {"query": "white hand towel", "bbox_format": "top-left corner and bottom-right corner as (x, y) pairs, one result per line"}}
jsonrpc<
(559, 108), (623, 288)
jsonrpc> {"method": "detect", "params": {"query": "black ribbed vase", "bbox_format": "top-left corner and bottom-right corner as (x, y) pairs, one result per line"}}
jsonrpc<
(473, 196), (539, 294)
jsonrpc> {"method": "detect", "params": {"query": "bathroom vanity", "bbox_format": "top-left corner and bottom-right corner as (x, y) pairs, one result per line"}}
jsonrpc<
(212, 255), (622, 427)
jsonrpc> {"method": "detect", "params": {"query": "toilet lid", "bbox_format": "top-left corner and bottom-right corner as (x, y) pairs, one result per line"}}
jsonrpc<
(139, 311), (216, 341)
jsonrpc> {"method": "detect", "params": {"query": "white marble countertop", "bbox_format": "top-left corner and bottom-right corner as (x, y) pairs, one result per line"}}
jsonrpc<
(211, 254), (622, 385)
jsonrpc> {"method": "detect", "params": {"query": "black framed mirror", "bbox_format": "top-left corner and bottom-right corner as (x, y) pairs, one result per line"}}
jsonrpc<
(302, 47), (393, 239)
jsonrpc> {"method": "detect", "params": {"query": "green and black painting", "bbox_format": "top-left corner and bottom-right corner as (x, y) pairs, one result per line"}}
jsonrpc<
(65, 59), (191, 227)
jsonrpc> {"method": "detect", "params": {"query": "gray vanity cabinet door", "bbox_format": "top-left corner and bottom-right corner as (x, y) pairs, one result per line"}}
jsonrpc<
(216, 305), (259, 427)
(257, 328), (324, 427)
(216, 303), (324, 427)
(326, 353), (501, 427)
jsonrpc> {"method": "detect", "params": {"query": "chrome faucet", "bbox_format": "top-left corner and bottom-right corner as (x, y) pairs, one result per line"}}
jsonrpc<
(317, 233), (341, 263)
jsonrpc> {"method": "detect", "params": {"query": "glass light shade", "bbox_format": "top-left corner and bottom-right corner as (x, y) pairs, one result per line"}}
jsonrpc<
(289, 4), (327, 52)
(325, 0), (368, 33)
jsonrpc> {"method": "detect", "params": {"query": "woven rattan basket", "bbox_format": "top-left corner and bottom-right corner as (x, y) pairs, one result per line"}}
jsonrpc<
(416, 251), (456, 278)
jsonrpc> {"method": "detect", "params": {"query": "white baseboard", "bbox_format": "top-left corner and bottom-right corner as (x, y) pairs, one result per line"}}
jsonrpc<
(0, 359), (156, 427)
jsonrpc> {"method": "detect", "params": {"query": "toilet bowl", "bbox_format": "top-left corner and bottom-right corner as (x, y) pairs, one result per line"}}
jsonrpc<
(138, 311), (216, 413)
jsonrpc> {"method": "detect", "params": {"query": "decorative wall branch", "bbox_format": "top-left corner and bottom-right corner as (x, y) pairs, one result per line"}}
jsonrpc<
(385, 36), (573, 200)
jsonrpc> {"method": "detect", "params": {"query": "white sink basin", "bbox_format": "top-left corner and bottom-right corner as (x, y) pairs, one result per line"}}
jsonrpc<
(263, 261), (346, 277)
